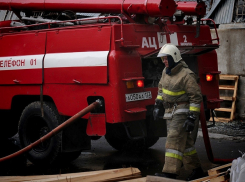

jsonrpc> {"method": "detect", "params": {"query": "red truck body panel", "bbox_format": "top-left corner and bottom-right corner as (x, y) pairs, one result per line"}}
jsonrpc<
(0, 32), (45, 85)
(0, 0), (220, 143)
(0, 22), (220, 121)
(45, 26), (111, 84)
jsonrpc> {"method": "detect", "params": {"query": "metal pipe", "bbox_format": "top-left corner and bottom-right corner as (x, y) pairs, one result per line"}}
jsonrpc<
(22, 17), (74, 26)
(0, 16), (126, 47)
(0, 0), (177, 17)
(0, 20), (11, 27)
(200, 102), (234, 164)
(0, 100), (102, 163)
(201, 18), (220, 45)
(76, 16), (106, 25)
(10, 21), (26, 27)
(176, 1), (206, 17)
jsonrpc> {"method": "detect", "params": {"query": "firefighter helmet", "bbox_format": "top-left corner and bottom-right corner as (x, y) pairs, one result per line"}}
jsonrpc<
(157, 44), (182, 63)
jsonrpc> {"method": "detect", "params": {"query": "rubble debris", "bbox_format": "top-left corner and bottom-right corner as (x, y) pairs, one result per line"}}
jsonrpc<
(206, 120), (245, 137)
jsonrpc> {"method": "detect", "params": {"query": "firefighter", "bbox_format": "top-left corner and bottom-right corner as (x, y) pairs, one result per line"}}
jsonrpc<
(153, 44), (204, 180)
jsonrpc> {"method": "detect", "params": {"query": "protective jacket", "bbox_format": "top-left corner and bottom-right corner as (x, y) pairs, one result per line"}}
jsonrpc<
(156, 60), (203, 175)
(157, 60), (202, 119)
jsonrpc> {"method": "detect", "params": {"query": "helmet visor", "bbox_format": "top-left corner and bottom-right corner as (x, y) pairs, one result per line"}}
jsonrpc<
(157, 52), (169, 57)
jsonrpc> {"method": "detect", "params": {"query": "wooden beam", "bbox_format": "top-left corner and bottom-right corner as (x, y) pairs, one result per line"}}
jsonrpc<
(0, 169), (117, 182)
(146, 176), (185, 182)
(208, 163), (232, 176)
(214, 108), (232, 112)
(213, 117), (231, 123)
(120, 177), (146, 182)
(219, 96), (233, 101)
(219, 85), (235, 90)
(0, 168), (141, 182)
(230, 75), (239, 120)
(210, 175), (226, 182)
(220, 75), (239, 80)
(189, 172), (226, 182)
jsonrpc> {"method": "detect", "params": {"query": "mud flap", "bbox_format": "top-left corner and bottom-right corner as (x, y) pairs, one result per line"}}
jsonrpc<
(86, 113), (106, 136)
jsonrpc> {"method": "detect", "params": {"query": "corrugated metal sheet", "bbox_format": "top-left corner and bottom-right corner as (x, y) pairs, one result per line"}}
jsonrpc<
(0, 10), (19, 21)
(175, 0), (213, 15)
(205, 0), (222, 17)
(0, 10), (7, 21)
(205, 0), (236, 24)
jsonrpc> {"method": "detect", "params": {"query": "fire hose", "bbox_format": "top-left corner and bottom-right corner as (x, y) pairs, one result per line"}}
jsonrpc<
(0, 100), (102, 163)
(0, 100), (234, 164)
(200, 103), (234, 163)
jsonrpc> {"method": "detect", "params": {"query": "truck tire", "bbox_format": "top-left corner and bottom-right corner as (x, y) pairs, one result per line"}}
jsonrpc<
(58, 151), (82, 164)
(105, 124), (159, 151)
(0, 110), (18, 139)
(18, 101), (62, 166)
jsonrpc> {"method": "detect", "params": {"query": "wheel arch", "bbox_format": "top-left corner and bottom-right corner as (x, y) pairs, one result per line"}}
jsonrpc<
(0, 95), (56, 139)
(11, 95), (55, 114)
(9, 95), (56, 135)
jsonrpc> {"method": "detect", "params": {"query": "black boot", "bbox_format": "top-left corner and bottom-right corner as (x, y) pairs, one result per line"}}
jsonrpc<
(155, 172), (177, 179)
(186, 167), (205, 181)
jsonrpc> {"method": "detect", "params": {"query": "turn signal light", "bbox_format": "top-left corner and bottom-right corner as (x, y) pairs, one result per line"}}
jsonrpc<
(206, 74), (213, 81)
(137, 80), (144, 88)
(126, 80), (144, 88)
(126, 81), (134, 88)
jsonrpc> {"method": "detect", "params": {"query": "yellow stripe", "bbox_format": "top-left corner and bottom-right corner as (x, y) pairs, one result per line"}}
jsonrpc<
(184, 149), (197, 156)
(190, 106), (200, 112)
(162, 88), (186, 96)
(165, 152), (183, 161)
(157, 95), (163, 100)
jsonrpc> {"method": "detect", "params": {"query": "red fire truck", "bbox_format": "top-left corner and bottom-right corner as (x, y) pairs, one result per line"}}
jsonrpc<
(0, 0), (221, 165)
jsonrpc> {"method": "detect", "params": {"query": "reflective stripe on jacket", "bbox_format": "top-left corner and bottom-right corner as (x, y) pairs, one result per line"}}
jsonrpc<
(184, 147), (197, 156)
(165, 147), (197, 161)
(165, 149), (183, 161)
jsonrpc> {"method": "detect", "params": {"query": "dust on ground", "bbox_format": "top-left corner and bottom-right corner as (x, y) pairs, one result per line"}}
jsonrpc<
(206, 120), (245, 136)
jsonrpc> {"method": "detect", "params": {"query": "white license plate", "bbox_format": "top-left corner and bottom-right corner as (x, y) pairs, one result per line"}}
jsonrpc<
(125, 91), (152, 102)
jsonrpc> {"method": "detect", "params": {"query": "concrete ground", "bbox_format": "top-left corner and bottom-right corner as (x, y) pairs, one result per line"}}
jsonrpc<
(1, 129), (245, 181)
(205, 120), (245, 139)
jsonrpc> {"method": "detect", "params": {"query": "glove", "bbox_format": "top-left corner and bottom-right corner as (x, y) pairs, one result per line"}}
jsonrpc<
(153, 100), (163, 121)
(183, 112), (196, 132)
(153, 107), (159, 121)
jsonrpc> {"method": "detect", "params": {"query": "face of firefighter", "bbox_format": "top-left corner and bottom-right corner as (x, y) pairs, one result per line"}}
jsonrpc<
(161, 56), (169, 68)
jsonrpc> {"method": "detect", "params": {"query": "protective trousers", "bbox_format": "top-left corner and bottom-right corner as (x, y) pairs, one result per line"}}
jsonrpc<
(162, 113), (201, 175)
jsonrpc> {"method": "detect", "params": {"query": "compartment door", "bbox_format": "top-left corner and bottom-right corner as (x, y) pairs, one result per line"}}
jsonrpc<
(0, 32), (46, 84)
(45, 26), (111, 84)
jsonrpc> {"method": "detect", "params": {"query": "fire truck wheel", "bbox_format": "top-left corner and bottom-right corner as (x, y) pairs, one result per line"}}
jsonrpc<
(18, 101), (62, 166)
(144, 136), (159, 148)
(58, 151), (82, 163)
(106, 135), (159, 151)
(105, 124), (159, 151)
